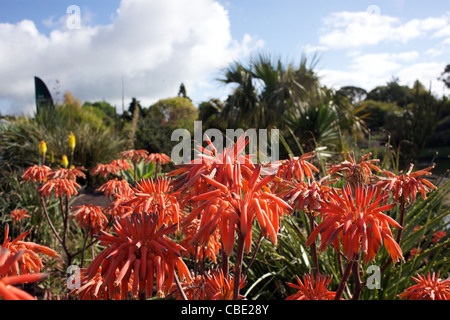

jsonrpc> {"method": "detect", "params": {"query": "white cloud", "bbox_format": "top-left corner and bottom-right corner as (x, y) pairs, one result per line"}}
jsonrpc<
(319, 11), (450, 49)
(314, 10), (449, 98)
(301, 44), (328, 55)
(0, 0), (263, 115)
(424, 48), (443, 58)
(317, 51), (443, 95)
(396, 62), (447, 95)
(432, 25), (450, 38)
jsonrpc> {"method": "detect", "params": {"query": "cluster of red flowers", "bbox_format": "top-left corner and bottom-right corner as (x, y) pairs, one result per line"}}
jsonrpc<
(2, 224), (59, 276)
(19, 142), (445, 301)
(10, 209), (30, 224)
(0, 224), (59, 300)
(399, 272), (450, 300)
(81, 212), (191, 299)
(91, 159), (131, 178)
(21, 165), (51, 184)
(33, 167), (86, 199)
(286, 273), (338, 300)
(279, 151), (442, 300)
(71, 205), (109, 235)
(0, 248), (48, 300)
(174, 269), (247, 300)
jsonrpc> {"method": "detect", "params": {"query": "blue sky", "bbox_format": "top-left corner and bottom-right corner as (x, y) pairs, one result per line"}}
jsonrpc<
(0, 0), (449, 115)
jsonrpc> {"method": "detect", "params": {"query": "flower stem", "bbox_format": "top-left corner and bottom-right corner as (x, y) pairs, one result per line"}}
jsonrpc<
(221, 249), (229, 277)
(334, 255), (355, 300)
(242, 232), (263, 278)
(174, 272), (188, 301)
(154, 162), (159, 180)
(80, 227), (90, 268)
(351, 253), (363, 300)
(40, 197), (71, 265)
(307, 211), (319, 276)
(233, 231), (245, 300)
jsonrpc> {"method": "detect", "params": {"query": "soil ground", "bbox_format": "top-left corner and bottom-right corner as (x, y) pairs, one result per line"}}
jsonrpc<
(71, 189), (111, 208)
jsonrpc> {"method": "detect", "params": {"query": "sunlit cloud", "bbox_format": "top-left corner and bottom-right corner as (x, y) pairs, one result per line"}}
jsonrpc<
(0, 0), (263, 115)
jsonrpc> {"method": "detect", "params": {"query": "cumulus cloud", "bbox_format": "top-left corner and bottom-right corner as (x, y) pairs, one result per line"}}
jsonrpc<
(319, 11), (450, 49)
(318, 51), (446, 97)
(313, 9), (450, 97)
(0, 0), (263, 115)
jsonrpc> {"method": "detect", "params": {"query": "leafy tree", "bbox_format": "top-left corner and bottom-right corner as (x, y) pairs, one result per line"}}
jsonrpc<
(336, 86), (368, 104)
(439, 64), (450, 89)
(384, 81), (443, 165)
(198, 98), (227, 131)
(135, 97), (197, 155)
(146, 96), (197, 131)
(366, 78), (414, 108)
(356, 99), (401, 131)
(83, 101), (117, 128)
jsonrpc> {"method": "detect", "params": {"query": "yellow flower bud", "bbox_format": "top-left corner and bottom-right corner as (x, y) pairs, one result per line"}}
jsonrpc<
(62, 155), (69, 168)
(68, 132), (76, 151)
(39, 141), (47, 156)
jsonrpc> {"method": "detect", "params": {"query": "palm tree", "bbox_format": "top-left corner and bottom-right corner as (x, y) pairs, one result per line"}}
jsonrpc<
(285, 102), (340, 154)
(218, 54), (323, 130)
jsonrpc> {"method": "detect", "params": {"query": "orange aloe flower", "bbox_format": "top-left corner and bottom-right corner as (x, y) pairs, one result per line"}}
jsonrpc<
(187, 165), (292, 255)
(0, 249), (48, 300)
(21, 165), (51, 184)
(306, 184), (403, 264)
(91, 159), (132, 179)
(10, 209), (31, 224)
(280, 175), (337, 213)
(39, 178), (81, 199)
(204, 269), (246, 300)
(327, 152), (381, 186)
(71, 205), (109, 235)
(104, 188), (135, 218)
(110, 158), (131, 172)
(2, 224), (59, 276)
(69, 267), (131, 300)
(146, 153), (172, 165)
(375, 164), (436, 204)
(169, 135), (255, 200)
(85, 212), (191, 299)
(120, 149), (149, 165)
(175, 269), (246, 300)
(97, 178), (132, 198)
(286, 273), (338, 300)
(181, 218), (221, 264)
(276, 151), (320, 183)
(398, 272), (450, 300)
(124, 178), (180, 228)
(91, 163), (120, 178)
(46, 167), (86, 181)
